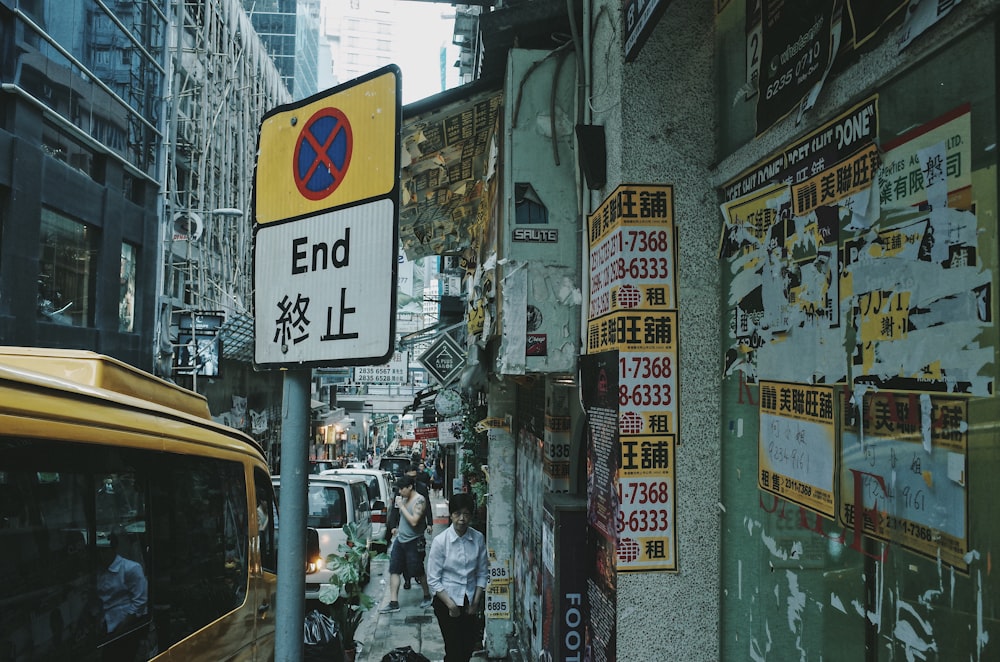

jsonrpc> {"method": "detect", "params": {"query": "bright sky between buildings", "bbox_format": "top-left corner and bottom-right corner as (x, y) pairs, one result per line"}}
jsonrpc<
(321, 0), (461, 105)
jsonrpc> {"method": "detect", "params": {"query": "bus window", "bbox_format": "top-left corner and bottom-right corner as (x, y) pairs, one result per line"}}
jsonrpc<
(0, 441), (153, 661)
(255, 468), (277, 573)
(148, 454), (248, 650)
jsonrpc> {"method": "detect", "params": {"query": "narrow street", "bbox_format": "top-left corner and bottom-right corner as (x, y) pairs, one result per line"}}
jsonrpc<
(355, 495), (454, 662)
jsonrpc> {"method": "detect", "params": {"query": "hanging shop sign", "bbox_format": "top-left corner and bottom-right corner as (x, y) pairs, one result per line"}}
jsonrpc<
(623, 0), (671, 62)
(418, 333), (466, 385)
(354, 351), (409, 383)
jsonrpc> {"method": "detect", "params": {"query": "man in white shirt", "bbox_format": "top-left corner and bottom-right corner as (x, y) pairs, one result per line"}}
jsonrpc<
(96, 532), (148, 661)
(425, 493), (488, 662)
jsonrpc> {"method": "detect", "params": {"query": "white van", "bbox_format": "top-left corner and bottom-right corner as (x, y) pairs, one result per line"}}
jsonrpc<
(321, 468), (395, 550)
(271, 475), (372, 600)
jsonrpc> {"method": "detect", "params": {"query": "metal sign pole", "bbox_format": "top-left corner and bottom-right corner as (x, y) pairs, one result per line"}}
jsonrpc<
(190, 310), (198, 393)
(254, 65), (400, 662)
(274, 369), (310, 661)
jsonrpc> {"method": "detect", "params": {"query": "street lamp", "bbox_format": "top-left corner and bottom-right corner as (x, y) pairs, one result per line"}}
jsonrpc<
(182, 207), (244, 394)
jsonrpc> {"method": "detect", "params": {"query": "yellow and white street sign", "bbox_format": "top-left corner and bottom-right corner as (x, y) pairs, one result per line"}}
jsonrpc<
(253, 65), (401, 368)
(255, 66), (399, 225)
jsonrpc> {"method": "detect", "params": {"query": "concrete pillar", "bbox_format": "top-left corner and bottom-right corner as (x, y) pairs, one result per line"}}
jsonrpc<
(484, 379), (517, 657)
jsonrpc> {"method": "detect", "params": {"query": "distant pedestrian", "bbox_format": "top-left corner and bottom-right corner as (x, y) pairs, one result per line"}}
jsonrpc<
(425, 493), (488, 662)
(432, 457), (444, 498)
(379, 475), (433, 613)
(404, 463), (434, 530)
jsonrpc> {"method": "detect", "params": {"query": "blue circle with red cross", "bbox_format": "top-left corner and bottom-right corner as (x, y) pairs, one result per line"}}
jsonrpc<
(294, 107), (353, 200)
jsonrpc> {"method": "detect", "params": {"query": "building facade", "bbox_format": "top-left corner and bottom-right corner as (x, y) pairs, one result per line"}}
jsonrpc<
(1, 0), (289, 462)
(408, 0), (1000, 659)
(0, 0), (169, 368)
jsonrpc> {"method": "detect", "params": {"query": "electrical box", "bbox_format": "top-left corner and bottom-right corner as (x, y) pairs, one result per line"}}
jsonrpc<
(498, 49), (582, 376)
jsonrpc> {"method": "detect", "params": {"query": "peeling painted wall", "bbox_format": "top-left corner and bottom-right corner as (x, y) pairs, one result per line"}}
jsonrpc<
(714, 3), (1000, 661)
(498, 50), (582, 377)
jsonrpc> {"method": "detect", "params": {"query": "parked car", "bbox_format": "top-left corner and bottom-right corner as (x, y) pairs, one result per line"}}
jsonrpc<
(321, 468), (395, 550)
(272, 474), (372, 600)
(378, 454), (413, 479)
(309, 460), (341, 474)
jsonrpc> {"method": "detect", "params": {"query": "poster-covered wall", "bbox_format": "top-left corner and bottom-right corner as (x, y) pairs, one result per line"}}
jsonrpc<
(718, 19), (999, 660)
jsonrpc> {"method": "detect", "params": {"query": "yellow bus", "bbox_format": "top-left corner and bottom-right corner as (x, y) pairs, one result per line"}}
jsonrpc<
(0, 348), (277, 661)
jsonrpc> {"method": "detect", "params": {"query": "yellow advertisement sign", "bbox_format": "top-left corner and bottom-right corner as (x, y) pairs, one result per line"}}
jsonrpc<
(791, 144), (880, 217)
(758, 381), (837, 518)
(717, 181), (787, 260)
(485, 583), (511, 619)
(586, 310), (677, 354)
(840, 390), (969, 571)
(877, 103), (972, 210)
(616, 468), (676, 572)
(255, 66), (399, 225)
(588, 184), (674, 247)
(475, 417), (510, 433)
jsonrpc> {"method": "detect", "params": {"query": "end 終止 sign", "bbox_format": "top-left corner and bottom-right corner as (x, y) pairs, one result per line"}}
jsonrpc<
(253, 66), (401, 369)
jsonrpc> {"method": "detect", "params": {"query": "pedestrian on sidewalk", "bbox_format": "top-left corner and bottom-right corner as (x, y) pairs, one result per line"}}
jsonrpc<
(406, 463), (434, 530)
(425, 493), (488, 662)
(380, 475), (433, 613)
(389, 463), (435, 590)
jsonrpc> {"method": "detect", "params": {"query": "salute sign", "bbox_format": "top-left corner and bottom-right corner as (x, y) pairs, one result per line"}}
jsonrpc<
(253, 66), (401, 368)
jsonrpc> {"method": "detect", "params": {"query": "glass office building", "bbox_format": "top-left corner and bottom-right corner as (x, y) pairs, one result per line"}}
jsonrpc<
(0, 0), (168, 368)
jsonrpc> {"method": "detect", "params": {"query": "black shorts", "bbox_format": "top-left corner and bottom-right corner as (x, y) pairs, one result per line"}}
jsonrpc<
(389, 537), (426, 579)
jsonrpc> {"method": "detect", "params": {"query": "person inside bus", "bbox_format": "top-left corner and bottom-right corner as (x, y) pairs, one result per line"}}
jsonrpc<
(96, 532), (148, 661)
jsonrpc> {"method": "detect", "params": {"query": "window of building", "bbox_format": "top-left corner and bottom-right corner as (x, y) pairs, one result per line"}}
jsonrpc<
(38, 209), (98, 327)
(120, 243), (137, 333)
(514, 183), (548, 224)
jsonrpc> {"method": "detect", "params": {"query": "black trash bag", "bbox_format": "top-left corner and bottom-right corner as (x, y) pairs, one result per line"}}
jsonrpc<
(380, 645), (431, 662)
(303, 609), (345, 662)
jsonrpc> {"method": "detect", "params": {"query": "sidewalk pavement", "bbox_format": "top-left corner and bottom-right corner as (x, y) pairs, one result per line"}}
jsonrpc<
(355, 495), (450, 662)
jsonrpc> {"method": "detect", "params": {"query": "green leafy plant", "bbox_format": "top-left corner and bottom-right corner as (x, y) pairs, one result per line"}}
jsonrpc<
(317, 522), (387, 650)
(458, 401), (489, 510)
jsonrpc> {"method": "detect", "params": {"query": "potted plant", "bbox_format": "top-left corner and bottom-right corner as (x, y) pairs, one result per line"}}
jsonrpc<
(318, 522), (386, 661)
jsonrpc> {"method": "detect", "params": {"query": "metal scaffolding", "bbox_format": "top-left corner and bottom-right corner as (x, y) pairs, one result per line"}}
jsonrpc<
(157, 0), (290, 378)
